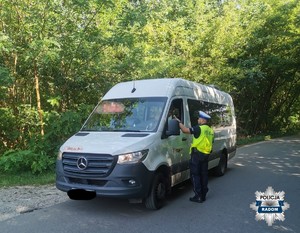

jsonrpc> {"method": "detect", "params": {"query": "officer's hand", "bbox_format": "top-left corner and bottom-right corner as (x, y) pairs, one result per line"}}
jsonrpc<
(174, 116), (180, 123)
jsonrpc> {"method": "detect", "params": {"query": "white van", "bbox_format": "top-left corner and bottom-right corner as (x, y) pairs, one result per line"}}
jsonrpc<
(56, 78), (236, 209)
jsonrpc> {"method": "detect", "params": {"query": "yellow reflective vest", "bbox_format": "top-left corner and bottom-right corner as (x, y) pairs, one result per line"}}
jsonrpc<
(190, 125), (214, 154)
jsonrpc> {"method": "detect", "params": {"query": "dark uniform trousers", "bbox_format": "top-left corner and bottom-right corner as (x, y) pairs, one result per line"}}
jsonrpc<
(189, 149), (209, 199)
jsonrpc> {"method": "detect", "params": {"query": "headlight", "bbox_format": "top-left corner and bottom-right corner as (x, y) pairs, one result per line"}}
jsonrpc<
(57, 150), (63, 160)
(117, 150), (148, 164)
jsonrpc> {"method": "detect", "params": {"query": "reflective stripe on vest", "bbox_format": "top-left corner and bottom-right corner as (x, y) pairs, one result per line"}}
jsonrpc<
(190, 125), (214, 154)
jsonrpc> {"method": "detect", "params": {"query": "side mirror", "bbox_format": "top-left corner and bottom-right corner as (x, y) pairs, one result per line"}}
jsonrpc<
(165, 119), (180, 136)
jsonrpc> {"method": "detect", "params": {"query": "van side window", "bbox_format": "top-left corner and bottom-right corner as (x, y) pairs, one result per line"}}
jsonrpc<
(187, 99), (233, 127)
(168, 99), (183, 122)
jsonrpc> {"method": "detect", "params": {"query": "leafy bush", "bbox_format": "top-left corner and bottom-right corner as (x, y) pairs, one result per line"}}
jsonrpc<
(0, 104), (93, 175)
(0, 108), (18, 154)
(43, 104), (93, 155)
(0, 149), (55, 174)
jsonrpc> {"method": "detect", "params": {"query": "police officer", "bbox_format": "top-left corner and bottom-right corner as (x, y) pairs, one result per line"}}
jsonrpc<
(175, 111), (214, 203)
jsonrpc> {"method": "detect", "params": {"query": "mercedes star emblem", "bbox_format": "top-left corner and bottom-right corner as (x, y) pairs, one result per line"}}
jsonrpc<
(77, 157), (88, 170)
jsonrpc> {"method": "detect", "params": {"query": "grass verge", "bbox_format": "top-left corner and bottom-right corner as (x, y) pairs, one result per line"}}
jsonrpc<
(237, 135), (271, 146)
(236, 131), (299, 146)
(0, 170), (55, 188)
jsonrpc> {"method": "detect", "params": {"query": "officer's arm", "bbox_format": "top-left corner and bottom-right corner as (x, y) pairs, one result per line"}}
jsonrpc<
(179, 122), (191, 134)
(174, 116), (191, 134)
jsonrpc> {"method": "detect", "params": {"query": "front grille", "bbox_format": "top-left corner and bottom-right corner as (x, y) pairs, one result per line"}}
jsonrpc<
(62, 152), (116, 178)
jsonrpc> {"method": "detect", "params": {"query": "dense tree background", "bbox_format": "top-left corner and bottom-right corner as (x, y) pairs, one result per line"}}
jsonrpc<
(0, 0), (299, 173)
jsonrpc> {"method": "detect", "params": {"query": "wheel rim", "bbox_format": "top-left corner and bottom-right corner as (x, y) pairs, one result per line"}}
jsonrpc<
(221, 163), (225, 174)
(220, 156), (227, 174)
(156, 181), (166, 200)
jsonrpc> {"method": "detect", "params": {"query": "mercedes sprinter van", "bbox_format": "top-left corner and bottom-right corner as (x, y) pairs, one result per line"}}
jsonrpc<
(56, 78), (236, 209)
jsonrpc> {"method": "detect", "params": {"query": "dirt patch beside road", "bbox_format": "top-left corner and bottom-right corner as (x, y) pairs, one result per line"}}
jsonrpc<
(0, 184), (68, 222)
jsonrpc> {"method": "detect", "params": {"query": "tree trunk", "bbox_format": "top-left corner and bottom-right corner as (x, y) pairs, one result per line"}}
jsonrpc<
(34, 61), (44, 136)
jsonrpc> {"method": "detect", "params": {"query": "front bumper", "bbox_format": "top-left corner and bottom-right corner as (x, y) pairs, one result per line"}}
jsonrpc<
(56, 160), (154, 199)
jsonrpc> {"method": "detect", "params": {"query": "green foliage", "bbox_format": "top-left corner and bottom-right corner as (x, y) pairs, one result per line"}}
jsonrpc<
(212, 0), (300, 135)
(0, 108), (17, 154)
(0, 103), (91, 175)
(43, 104), (93, 154)
(0, 150), (55, 174)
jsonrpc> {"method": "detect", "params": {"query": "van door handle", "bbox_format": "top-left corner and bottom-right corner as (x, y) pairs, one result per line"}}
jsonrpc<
(182, 137), (187, 141)
(174, 148), (183, 153)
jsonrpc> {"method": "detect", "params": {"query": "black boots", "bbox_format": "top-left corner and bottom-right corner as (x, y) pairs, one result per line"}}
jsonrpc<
(189, 195), (204, 203)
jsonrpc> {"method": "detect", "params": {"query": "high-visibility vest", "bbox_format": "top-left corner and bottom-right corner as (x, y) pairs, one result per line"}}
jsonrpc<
(190, 125), (214, 154)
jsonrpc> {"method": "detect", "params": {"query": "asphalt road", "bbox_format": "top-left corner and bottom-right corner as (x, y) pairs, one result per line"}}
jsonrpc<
(1, 135), (299, 233)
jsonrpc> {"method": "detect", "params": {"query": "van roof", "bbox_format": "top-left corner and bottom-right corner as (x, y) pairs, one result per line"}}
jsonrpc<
(102, 78), (232, 105)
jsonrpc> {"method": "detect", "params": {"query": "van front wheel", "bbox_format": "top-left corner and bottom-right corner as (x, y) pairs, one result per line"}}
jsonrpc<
(145, 173), (166, 210)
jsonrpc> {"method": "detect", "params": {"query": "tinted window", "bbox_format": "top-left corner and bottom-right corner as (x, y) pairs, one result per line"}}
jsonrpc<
(187, 99), (233, 127)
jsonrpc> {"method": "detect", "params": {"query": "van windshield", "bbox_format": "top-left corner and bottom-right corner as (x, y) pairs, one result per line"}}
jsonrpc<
(81, 97), (167, 132)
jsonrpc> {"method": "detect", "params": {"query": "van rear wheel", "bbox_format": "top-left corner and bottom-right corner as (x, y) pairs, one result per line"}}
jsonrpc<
(145, 173), (166, 210)
(214, 153), (227, 176)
